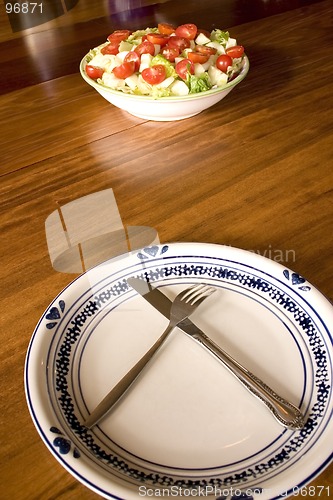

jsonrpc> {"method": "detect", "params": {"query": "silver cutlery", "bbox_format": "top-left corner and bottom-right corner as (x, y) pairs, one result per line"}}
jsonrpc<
(83, 284), (215, 429)
(127, 278), (305, 430)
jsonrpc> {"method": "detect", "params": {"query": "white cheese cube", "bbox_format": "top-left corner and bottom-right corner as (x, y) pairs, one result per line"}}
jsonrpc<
(125, 74), (139, 90)
(157, 76), (175, 88)
(226, 37), (237, 48)
(195, 32), (211, 45)
(170, 80), (189, 96)
(139, 53), (153, 72)
(194, 63), (206, 76)
(119, 41), (134, 52)
(208, 65), (228, 86)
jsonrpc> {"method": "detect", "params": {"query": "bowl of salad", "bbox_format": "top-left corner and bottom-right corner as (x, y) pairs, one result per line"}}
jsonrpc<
(80, 23), (249, 121)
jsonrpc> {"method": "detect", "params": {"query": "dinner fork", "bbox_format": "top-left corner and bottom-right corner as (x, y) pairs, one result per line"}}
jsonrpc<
(83, 284), (215, 428)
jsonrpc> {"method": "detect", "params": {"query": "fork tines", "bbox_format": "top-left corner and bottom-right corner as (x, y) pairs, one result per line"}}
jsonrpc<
(181, 284), (215, 304)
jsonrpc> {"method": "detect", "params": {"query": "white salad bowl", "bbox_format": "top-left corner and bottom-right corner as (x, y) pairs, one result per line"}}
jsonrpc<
(79, 55), (249, 121)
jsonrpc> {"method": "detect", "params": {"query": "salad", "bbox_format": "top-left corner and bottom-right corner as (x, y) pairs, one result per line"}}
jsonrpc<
(85, 23), (246, 98)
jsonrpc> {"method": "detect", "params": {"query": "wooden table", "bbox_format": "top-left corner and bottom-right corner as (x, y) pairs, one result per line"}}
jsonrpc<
(1, 1), (332, 498)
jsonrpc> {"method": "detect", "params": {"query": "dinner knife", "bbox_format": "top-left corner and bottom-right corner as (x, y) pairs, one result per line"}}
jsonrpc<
(126, 277), (305, 430)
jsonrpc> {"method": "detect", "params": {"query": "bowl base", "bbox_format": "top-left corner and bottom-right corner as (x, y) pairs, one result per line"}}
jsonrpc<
(126, 110), (201, 121)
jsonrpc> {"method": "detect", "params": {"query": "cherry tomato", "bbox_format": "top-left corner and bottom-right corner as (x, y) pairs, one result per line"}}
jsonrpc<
(146, 33), (170, 46)
(135, 40), (155, 56)
(226, 45), (245, 58)
(124, 51), (140, 71)
(216, 54), (233, 72)
(196, 45), (217, 56)
(175, 23), (197, 40)
(168, 36), (191, 51)
(141, 64), (166, 85)
(101, 42), (119, 55)
(86, 65), (104, 79)
(161, 45), (179, 62)
(175, 58), (194, 80)
(112, 61), (135, 79)
(158, 22), (176, 35)
(107, 30), (131, 43)
(187, 51), (209, 64)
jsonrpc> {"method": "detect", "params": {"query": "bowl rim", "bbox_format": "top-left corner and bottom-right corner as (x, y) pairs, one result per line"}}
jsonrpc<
(79, 54), (249, 101)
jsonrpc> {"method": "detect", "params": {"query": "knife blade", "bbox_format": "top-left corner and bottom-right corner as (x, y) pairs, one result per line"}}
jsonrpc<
(126, 277), (199, 336)
(125, 277), (305, 430)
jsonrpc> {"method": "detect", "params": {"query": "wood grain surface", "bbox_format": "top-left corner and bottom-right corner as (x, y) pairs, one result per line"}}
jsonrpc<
(1, 1), (332, 499)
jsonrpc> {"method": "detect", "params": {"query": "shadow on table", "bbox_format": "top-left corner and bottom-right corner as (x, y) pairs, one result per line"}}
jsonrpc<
(45, 188), (160, 274)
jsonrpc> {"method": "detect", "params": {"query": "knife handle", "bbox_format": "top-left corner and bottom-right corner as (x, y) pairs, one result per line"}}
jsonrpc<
(83, 323), (175, 428)
(192, 332), (305, 430)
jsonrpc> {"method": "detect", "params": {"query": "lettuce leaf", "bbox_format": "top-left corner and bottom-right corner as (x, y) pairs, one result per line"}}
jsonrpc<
(127, 28), (159, 44)
(151, 86), (172, 98)
(210, 29), (229, 47)
(86, 48), (99, 63)
(187, 72), (212, 94)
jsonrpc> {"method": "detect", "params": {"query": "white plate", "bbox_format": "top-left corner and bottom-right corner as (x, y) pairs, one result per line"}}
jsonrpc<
(25, 243), (333, 499)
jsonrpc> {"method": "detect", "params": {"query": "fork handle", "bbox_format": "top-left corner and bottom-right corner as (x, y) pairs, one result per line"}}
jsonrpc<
(83, 323), (174, 428)
(192, 332), (305, 430)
